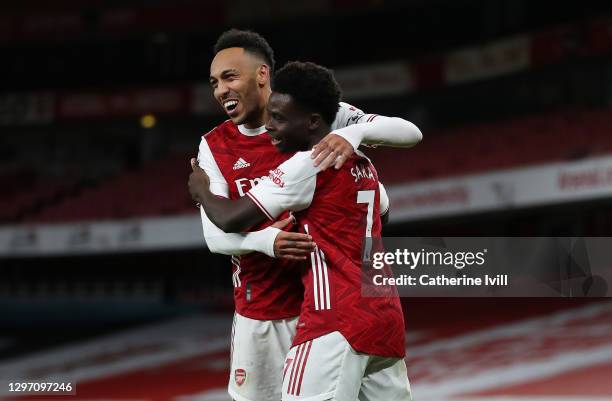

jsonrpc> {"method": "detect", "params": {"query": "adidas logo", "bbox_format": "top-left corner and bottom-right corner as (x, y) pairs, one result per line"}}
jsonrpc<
(233, 158), (251, 170)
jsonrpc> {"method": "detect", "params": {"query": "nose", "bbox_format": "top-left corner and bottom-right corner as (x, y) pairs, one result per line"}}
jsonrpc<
(265, 119), (276, 132)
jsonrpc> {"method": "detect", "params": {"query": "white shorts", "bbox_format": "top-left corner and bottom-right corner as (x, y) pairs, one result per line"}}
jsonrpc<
(228, 312), (298, 401)
(281, 331), (412, 401)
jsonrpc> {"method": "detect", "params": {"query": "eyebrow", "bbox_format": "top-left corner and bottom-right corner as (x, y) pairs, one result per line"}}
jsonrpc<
(209, 68), (240, 82)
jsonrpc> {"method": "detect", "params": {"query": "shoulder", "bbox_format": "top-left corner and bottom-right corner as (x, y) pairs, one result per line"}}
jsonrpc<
(198, 122), (236, 163)
(354, 149), (376, 173)
(271, 151), (320, 184)
(355, 149), (372, 163)
(278, 151), (317, 171)
(338, 101), (363, 113)
(332, 102), (366, 129)
(353, 150), (379, 179)
(332, 150), (375, 176)
(202, 119), (236, 142)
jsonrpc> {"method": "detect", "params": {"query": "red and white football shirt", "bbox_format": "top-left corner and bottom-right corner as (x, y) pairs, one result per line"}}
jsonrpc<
(198, 103), (376, 321)
(247, 151), (405, 358)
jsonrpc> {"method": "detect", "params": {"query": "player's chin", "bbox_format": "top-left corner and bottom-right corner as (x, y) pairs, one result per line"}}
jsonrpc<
(227, 108), (247, 125)
(278, 142), (297, 153)
(229, 114), (245, 125)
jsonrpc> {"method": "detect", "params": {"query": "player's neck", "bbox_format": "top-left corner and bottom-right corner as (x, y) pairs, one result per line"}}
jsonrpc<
(243, 88), (271, 129)
(243, 108), (267, 129)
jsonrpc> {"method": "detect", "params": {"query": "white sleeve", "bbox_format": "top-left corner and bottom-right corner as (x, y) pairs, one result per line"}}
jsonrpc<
(330, 102), (369, 129)
(379, 182), (389, 216)
(198, 137), (229, 197)
(330, 102), (423, 150)
(199, 206), (279, 257)
(197, 136), (278, 257)
(246, 151), (319, 220)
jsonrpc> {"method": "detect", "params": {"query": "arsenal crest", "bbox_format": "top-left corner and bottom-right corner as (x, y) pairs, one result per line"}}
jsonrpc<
(235, 368), (247, 386)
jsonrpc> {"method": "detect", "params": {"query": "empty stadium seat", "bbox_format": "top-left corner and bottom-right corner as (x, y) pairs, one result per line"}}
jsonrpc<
(13, 107), (612, 223)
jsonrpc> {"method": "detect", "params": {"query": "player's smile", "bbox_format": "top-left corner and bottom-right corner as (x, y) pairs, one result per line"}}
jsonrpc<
(222, 98), (240, 118)
(268, 132), (282, 147)
(269, 135), (282, 146)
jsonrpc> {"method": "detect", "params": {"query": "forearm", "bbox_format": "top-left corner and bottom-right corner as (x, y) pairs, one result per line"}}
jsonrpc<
(333, 116), (422, 149)
(198, 188), (266, 232)
(200, 207), (278, 257)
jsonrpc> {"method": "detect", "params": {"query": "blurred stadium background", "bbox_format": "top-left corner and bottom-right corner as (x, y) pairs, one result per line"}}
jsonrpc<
(1, 0), (612, 400)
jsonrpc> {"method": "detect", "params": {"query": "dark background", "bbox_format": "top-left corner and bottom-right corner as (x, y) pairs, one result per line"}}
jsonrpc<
(1, 1), (612, 399)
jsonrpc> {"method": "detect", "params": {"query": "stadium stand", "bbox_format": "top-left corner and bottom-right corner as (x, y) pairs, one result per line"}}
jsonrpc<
(0, 168), (79, 223)
(369, 107), (612, 183)
(25, 153), (194, 223)
(14, 107), (612, 223)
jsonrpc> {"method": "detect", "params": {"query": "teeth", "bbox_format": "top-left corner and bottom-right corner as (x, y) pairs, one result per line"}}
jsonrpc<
(224, 100), (238, 108)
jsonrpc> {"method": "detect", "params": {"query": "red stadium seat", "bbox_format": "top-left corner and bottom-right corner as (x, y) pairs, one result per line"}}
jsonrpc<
(14, 107), (612, 223)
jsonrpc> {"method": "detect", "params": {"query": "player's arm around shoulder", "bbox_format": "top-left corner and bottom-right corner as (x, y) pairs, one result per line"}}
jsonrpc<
(333, 101), (423, 148)
(311, 102), (423, 171)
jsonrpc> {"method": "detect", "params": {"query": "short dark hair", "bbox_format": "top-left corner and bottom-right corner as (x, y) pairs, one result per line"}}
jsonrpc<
(273, 61), (341, 125)
(214, 29), (275, 71)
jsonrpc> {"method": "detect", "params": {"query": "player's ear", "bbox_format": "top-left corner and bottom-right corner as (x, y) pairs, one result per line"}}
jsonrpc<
(257, 64), (270, 87)
(308, 114), (322, 130)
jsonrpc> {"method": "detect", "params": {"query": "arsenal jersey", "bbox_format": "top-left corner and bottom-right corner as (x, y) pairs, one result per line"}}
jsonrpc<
(247, 151), (405, 358)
